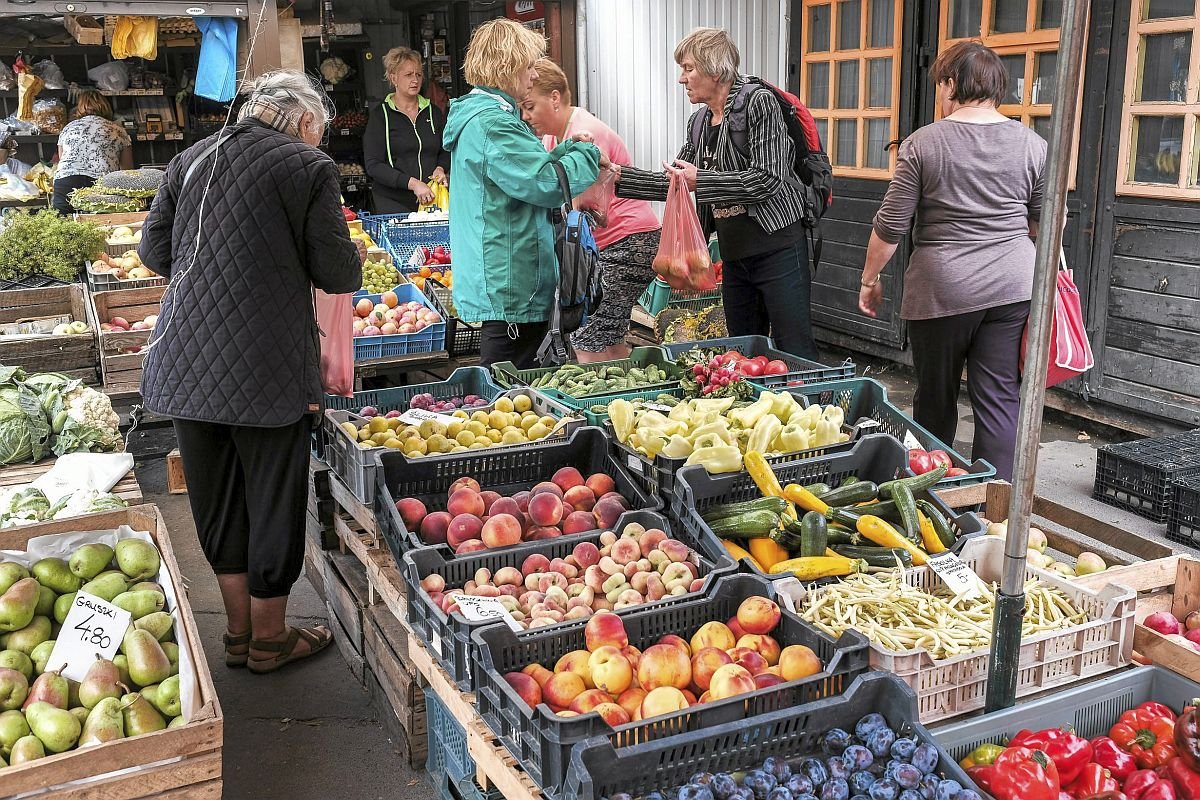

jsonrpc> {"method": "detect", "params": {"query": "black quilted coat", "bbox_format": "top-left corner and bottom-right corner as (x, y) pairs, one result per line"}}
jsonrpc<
(138, 119), (362, 427)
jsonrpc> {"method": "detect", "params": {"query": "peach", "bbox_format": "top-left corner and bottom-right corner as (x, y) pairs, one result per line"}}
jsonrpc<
(446, 514), (484, 548)
(681, 689), (698, 705)
(563, 485), (597, 513)
(690, 621), (736, 653)
(592, 497), (625, 530)
(638, 529), (668, 552)
(448, 488), (486, 518)
(528, 492), (565, 527)
(552, 467), (586, 492)
(727, 616), (748, 640)
(494, 566), (523, 586)
(569, 688), (613, 715)
(600, 491), (630, 509)
(637, 643), (692, 692)
(456, 539), (488, 554)
(616, 687), (646, 718)
(513, 491), (532, 512)
(504, 671), (543, 708)
(585, 610), (629, 652)
(563, 511), (598, 534)
(479, 490), (502, 514)
(588, 646), (634, 695)
(585, 473), (616, 497)
(599, 530), (618, 547)
(754, 672), (785, 690)
(527, 527), (562, 541)
(640, 687), (690, 719)
(698, 691), (710, 704)
(621, 645), (642, 672)
(521, 553), (552, 575)
(610, 537), (642, 565)
(448, 477), (481, 496)
(419, 511), (453, 545)
(543, 671), (587, 707)
(482, 514), (523, 548)
(593, 702), (631, 727)
(556, 710), (578, 717)
(555, 649), (595, 688)
(531, 481), (564, 498)
(728, 647), (769, 676)
(658, 634), (691, 656)
(690, 647), (733, 691)
(658, 539), (691, 564)
(572, 541), (601, 569)
(778, 645), (823, 682)
(395, 497), (428, 530)
(737, 634), (782, 667)
(736, 596), (781, 635)
(708, 663), (756, 701)
(420, 574), (446, 594)
(523, 663), (554, 685)
(489, 497), (522, 519)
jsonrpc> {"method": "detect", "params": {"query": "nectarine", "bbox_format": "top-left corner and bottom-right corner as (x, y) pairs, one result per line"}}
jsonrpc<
(637, 643), (692, 692)
(588, 646), (633, 695)
(736, 596), (781, 636)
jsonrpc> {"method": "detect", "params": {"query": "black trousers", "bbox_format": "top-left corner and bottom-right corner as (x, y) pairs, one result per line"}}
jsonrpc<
(173, 416), (312, 598)
(51, 174), (96, 215)
(907, 301), (1030, 482)
(479, 320), (549, 369)
(721, 240), (819, 361)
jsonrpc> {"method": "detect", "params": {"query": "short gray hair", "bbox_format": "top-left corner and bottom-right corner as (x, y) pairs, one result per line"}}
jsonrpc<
(241, 70), (333, 128)
(674, 28), (740, 83)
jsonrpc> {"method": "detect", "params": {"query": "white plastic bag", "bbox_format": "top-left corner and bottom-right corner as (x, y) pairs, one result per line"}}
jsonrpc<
(0, 62), (13, 91)
(87, 60), (130, 93)
(32, 59), (65, 90)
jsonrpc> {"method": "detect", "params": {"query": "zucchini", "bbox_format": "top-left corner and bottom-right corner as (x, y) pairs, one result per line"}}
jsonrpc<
(802, 482), (831, 496)
(707, 510), (781, 540)
(701, 496), (789, 524)
(831, 545), (913, 568)
(890, 483), (922, 545)
(849, 499), (898, 520)
(916, 499), (956, 549)
(818, 481), (880, 507)
(824, 505), (867, 530)
(798, 511), (829, 557)
(779, 516), (862, 548)
(878, 464), (949, 499)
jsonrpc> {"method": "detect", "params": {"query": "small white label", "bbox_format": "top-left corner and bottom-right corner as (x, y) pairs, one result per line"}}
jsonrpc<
(430, 632), (444, 657)
(643, 402), (674, 413)
(455, 595), (523, 632)
(627, 453), (644, 473)
(509, 723), (520, 743)
(903, 429), (923, 450)
(46, 592), (132, 682)
(856, 419), (881, 429)
(927, 552), (983, 599)
(398, 408), (459, 427)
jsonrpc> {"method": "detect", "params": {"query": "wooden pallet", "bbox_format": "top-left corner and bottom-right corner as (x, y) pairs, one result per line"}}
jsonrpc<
(0, 458), (142, 504)
(0, 285), (99, 384)
(167, 448), (187, 494)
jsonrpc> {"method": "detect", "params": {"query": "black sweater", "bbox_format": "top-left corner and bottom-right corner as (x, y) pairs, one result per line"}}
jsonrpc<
(363, 96), (450, 213)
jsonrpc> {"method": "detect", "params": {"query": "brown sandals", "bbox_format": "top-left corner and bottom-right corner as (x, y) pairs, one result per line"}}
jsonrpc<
(247, 625), (333, 674)
(223, 630), (251, 668)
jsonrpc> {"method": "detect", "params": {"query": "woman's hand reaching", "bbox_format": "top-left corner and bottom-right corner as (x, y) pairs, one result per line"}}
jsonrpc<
(431, 166), (448, 186)
(858, 281), (883, 318)
(409, 176), (435, 205)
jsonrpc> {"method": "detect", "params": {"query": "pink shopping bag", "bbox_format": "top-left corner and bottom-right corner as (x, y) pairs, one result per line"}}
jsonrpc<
(1020, 251), (1095, 389)
(315, 289), (354, 397)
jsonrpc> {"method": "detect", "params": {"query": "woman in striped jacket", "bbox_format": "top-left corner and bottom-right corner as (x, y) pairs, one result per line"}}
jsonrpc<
(613, 27), (818, 360)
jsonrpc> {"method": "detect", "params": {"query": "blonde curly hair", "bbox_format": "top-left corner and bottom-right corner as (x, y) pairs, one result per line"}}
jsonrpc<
(463, 18), (546, 96)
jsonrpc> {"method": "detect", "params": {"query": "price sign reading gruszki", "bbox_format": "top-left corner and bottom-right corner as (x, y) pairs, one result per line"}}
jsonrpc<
(45, 592), (132, 682)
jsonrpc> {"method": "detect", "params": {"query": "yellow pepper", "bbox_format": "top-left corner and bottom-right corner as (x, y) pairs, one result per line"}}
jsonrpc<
(746, 415), (782, 455)
(609, 399), (636, 441)
(661, 434), (694, 459)
(687, 420), (734, 446)
(691, 397), (735, 415)
(684, 440), (743, 473)
(821, 405), (846, 428)
(769, 390), (801, 422)
(730, 395), (774, 429)
(814, 417), (840, 447)
(775, 423), (810, 453)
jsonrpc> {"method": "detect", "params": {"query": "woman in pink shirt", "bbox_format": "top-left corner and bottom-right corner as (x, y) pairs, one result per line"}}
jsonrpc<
(523, 59), (662, 362)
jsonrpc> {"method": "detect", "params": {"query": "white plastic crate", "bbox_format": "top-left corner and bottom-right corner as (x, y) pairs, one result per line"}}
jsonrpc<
(785, 534), (1135, 724)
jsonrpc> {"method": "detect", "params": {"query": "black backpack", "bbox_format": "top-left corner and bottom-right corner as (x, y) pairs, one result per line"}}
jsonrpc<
(689, 76), (834, 270)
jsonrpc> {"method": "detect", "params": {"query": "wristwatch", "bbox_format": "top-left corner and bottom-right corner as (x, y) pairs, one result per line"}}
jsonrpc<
(860, 275), (880, 288)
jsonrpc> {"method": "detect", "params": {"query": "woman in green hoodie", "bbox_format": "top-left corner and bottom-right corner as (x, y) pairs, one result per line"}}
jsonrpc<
(444, 18), (605, 368)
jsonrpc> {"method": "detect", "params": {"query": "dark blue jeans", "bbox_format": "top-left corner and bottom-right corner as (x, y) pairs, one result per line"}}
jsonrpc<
(721, 240), (819, 361)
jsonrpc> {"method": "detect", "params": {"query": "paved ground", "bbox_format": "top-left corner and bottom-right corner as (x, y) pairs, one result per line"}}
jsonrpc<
(134, 358), (1183, 799)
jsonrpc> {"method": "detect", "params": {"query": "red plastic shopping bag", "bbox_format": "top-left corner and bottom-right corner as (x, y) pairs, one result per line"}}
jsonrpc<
(1020, 252), (1094, 388)
(653, 171), (716, 291)
(314, 289), (354, 397)
(577, 168), (616, 222)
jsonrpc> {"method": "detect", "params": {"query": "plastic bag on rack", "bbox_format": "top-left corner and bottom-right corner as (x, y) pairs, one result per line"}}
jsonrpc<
(0, 63), (13, 92)
(31, 60), (65, 90)
(652, 171), (716, 291)
(31, 99), (67, 134)
(576, 168), (616, 224)
(87, 61), (130, 93)
(0, 174), (39, 201)
(314, 290), (354, 397)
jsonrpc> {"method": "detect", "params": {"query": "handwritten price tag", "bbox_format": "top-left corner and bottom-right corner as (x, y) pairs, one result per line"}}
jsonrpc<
(397, 408), (459, 427)
(903, 429), (923, 451)
(454, 595), (523, 632)
(45, 592), (132, 682)
(927, 552), (983, 599)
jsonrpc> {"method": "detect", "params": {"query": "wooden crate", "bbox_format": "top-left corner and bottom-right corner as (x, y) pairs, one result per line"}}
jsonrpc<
(88, 286), (164, 395)
(308, 458), (336, 549)
(0, 286), (99, 384)
(0, 505), (223, 798)
(364, 605), (428, 769)
(166, 448), (187, 494)
(64, 14), (104, 44)
(0, 458), (142, 505)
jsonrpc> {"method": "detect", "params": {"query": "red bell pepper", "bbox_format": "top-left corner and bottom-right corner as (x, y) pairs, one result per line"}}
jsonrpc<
(1096, 736), (1142, 780)
(1126, 770), (1164, 798)
(1174, 699), (1200, 772)
(1066, 762), (1121, 799)
(342, 207), (357, 221)
(1165, 758), (1200, 800)
(1111, 703), (1179, 769)
(1013, 728), (1094, 785)
(970, 746), (1062, 800)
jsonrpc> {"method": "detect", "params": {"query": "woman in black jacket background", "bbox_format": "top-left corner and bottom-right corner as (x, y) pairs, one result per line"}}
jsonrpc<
(363, 47), (449, 213)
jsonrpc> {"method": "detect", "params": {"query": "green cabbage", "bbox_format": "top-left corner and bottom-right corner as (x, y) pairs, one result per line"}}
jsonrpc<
(7, 487), (49, 521)
(0, 393), (34, 464)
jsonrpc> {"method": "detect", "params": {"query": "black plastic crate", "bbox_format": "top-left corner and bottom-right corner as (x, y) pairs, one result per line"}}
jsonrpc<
(670, 434), (985, 580)
(0, 273), (73, 291)
(1094, 431), (1200, 523)
(1168, 475), (1200, 547)
(402, 509), (737, 691)
(661, 335), (855, 390)
(472, 573), (870, 798)
(562, 672), (977, 800)
(425, 279), (482, 358)
(374, 427), (661, 564)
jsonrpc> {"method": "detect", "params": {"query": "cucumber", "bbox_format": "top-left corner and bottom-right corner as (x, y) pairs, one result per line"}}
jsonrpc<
(701, 496), (789, 525)
(878, 465), (949, 499)
(831, 545), (913, 568)
(915, 499), (957, 549)
(707, 510), (780, 540)
(818, 481), (880, 507)
(890, 483), (922, 545)
(798, 511), (828, 557)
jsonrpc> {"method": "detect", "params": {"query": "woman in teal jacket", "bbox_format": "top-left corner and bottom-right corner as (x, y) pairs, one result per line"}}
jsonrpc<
(444, 18), (604, 368)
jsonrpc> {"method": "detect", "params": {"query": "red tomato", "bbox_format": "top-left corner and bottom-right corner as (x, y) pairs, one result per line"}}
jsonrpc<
(722, 350), (746, 362)
(945, 467), (969, 477)
(764, 359), (789, 375)
(740, 360), (765, 377)
(928, 450), (953, 469)
(751, 355), (769, 368)
(908, 449), (935, 475)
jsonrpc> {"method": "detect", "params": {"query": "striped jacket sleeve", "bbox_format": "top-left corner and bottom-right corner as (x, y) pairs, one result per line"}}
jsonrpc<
(614, 112), (700, 201)
(694, 90), (792, 207)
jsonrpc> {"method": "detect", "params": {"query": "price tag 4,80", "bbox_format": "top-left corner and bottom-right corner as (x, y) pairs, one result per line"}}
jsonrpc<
(926, 552), (983, 600)
(45, 592), (132, 682)
(454, 595), (523, 632)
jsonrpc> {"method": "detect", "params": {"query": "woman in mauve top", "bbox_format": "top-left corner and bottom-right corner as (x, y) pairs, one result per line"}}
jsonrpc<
(859, 41), (1047, 481)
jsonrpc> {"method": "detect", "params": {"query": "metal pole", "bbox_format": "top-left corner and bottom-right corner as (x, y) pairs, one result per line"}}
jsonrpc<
(983, 0), (1090, 713)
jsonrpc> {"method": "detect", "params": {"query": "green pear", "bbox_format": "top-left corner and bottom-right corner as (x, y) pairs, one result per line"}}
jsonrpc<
(9, 734), (44, 764)
(120, 692), (165, 736)
(0, 668), (28, 711)
(0, 709), (30, 756)
(69, 706), (88, 726)
(112, 591), (165, 620)
(0, 650), (32, 681)
(150, 675), (181, 717)
(53, 593), (75, 624)
(114, 540), (160, 582)
(134, 612), (173, 642)
(5, 617), (50, 655)
(67, 679), (80, 709)
(80, 572), (128, 603)
(112, 655), (132, 688)
(68, 544), (114, 580)
(22, 669), (67, 710)
(31, 558), (82, 595)
(128, 581), (164, 595)
(161, 642), (179, 676)
(168, 714), (186, 729)
(0, 579), (40, 633)
(123, 630), (170, 687)
(0, 563), (29, 597)
(29, 640), (55, 675)
(78, 657), (122, 710)
(25, 700), (80, 753)
(78, 696), (124, 746)
(33, 585), (56, 618)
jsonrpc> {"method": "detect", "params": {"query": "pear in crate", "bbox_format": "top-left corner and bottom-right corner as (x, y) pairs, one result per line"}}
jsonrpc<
(0, 564), (29, 596)
(123, 629), (171, 687)
(25, 700), (81, 753)
(0, 650), (32, 680)
(5, 617), (50, 655)
(112, 590), (165, 620)
(0, 579), (39, 633)
(121, 692), (166, 736)
(22, 669), (68, 711)
(33, 586), (55, 618)
(79, 657), (123, 710)
(79, 696), (125, 747)
(69, 544), (115, 581)
(31, 558), (82, 595)
(134, 612), (173, 642)
(0, 668), (28, 711)
(81, 572), (130, 603)
(0, 708), (30, 755)
(9, 734), (44, 764)
(29, 640), (55, 675)
(114, 540), (160, 582)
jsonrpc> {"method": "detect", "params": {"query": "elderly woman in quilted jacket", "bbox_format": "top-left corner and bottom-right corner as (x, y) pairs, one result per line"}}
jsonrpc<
(138, 71), (363, 675)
